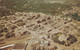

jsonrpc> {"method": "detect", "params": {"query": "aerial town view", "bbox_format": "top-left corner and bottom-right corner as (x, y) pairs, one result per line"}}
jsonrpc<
(0, 0), (80, 50)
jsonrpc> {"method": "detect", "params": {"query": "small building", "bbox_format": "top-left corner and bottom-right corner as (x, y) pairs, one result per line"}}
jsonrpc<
(0, 44), (14, 50)
(13, 43), (26, 50)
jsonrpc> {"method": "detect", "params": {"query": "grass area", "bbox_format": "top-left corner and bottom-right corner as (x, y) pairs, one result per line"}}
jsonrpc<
(1, 0), (72, 15)
(44, 0), (75, 1)
(13, 3), (71, 15)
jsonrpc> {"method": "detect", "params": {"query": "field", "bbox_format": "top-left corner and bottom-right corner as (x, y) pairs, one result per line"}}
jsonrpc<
(10, 1), (71, 15)
(1, 0), (73, 15)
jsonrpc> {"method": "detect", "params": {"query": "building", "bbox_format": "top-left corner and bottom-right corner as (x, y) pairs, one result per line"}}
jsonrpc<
(0, 44), (14, 50)
(13, 43), (26, 50)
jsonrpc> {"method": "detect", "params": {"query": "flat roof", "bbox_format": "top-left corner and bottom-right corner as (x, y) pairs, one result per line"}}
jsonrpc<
(13, 43), (25, 49)
(0, 44), (14, 49)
